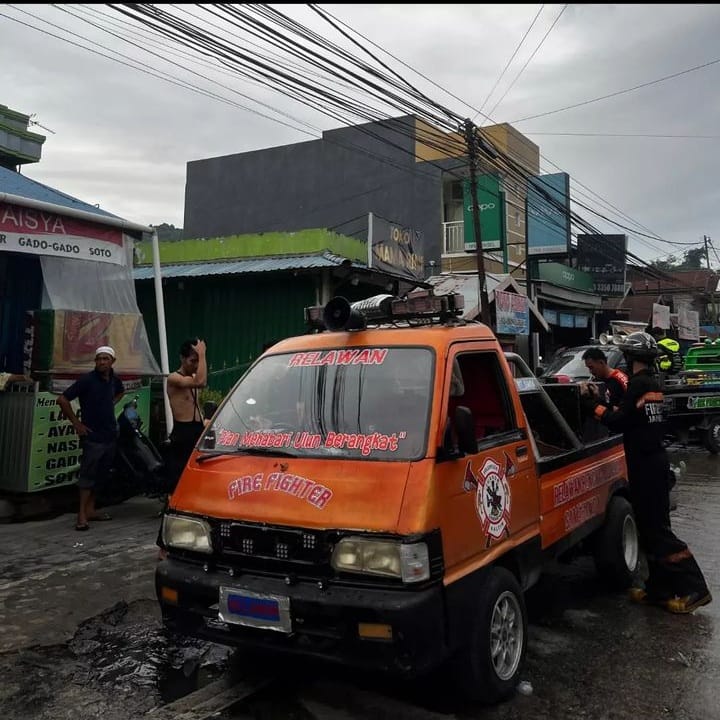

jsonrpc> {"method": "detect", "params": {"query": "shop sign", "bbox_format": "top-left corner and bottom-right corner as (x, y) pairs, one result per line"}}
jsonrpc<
(526, 173), (571, 256)
(495, 290), (529, 335)
(369, 215), (425, 282)
(577, 234), (627, 296)
(0, 201), (126, 266)
(537, 262), (595, 292)
(463, 175), (504, 251)
(27, 387), (150, 492)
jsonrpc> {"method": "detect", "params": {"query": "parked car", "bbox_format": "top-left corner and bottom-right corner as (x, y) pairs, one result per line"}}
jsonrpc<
(538, 344), (627, 383)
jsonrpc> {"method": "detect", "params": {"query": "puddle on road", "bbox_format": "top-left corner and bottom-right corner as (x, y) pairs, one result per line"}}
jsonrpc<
(68, 600), (232, 703)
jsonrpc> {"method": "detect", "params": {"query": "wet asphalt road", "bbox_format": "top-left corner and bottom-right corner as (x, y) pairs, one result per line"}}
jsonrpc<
(0, 446), (718, 720)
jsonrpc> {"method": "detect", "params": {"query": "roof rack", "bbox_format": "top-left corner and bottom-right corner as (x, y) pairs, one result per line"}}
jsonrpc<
(305, 289), (465, 331)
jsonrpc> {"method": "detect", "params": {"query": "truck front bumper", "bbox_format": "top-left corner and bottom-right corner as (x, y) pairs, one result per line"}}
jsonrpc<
(156, 557), (447, 674)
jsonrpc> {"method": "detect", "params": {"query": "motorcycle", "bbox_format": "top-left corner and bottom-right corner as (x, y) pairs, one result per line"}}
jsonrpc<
(111, 395), (166, 500)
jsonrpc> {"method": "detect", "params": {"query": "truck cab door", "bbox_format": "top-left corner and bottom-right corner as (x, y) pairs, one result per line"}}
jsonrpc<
(435, 345), (539, 573)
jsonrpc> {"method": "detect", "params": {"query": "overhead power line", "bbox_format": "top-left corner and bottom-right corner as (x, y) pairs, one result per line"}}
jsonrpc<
(524, 131), (720, 139)
(511, 55), (720, 123)
(7, 3), (694, 274)
(486, 4), (568, 119)
(472, 4), (545, 122)
(305, 5), (689, 259)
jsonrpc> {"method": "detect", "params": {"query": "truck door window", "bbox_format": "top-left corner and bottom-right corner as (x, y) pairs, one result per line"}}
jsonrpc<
(449, 352), (515, 442)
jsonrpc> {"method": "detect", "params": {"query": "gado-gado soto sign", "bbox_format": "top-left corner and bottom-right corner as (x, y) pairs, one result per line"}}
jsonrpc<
(0, 201), (126, 265)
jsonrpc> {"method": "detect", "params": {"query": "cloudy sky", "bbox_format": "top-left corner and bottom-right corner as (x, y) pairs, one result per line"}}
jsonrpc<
(2, 3), (720, 265)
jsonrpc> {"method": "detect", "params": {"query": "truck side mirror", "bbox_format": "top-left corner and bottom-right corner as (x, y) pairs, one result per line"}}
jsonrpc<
(454, 406), (478, 455)
(202, 429), (216, 450)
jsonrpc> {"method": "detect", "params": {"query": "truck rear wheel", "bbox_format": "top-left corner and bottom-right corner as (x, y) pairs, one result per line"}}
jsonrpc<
(593, 496), (639, 588)
(452, 567), (527, 705)
(704, 415), (720, 454)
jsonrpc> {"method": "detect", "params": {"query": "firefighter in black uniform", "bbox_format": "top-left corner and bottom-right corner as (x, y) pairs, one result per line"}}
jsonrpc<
(583, 331), (711, 613)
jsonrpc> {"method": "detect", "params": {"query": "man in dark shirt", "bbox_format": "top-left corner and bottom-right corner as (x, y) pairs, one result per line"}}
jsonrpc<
(582, 346), (628, 409)
(583, 332), (711, 614)
(57, 346), (124, 531)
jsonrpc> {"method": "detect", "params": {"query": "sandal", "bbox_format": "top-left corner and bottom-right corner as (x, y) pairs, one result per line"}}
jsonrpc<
(75, 523), (90, 531)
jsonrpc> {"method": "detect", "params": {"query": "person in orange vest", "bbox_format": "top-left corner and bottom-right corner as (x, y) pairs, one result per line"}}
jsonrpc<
(582, 347), (628, 409)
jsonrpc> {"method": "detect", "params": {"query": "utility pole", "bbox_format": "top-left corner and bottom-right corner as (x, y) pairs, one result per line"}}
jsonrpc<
(705, 234), (718, 325)
(463, 119), (491, 327)
(704, 234), (711, 270)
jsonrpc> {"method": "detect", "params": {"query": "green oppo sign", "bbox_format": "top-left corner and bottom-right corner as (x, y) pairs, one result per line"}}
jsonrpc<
(537, 262), (595, 292)
(463, 175), (504, 251)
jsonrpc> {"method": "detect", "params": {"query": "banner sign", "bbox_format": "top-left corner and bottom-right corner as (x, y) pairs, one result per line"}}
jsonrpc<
(27, 386), (150, 492)
(369, 215), (425, 282)
(526, 173), (570, 256)
(678, 307), (700, 341)
(576, 234), (627, 296)
(0, 201), (125, 265)
(495, 290), (529, 335)
(28, 309), (160, 375)
(652, 303), (671, 330)
(463, 175), (504, 251)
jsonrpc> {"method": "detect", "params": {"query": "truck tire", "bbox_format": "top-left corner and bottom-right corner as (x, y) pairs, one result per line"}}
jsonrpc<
(704, 415), (720, 454)
(593, 496), (639, 589)
(452, 567), (527, 705)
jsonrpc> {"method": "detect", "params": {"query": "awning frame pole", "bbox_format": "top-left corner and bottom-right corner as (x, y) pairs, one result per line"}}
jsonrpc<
(151, 229), (173, 438)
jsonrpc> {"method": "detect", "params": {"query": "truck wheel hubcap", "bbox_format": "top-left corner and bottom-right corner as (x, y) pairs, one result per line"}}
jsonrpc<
(622, 515), (639, 571)
(490, 591), (523, 681)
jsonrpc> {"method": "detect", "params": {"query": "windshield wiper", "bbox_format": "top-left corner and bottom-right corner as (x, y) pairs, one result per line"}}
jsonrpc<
(196, 447), (298, 464)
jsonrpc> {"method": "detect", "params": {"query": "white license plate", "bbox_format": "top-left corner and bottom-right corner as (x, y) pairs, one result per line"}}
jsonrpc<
(218, 587), (292, 633)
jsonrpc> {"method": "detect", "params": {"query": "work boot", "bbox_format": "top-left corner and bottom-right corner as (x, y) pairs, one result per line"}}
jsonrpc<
(628, 587), (670, 607)
(628, 587), (649, 604)
(664, 592), (713, 614)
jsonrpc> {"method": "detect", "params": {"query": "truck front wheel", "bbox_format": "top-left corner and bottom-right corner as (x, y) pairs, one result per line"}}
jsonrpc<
(452, 567), (527, 705)
(704, 415), (720, 454)
(593, 496), (639, 588)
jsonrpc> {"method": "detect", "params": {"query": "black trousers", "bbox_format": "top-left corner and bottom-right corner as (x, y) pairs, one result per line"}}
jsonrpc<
(166, 420), (204, 492)
(627, 450), (709, 600)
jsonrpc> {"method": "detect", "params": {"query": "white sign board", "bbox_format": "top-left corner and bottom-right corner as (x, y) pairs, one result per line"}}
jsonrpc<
(652, 303), (670, 330)
(678, 307), (700, 341)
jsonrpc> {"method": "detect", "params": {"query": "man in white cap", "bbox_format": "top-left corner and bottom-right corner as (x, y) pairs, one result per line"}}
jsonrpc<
(57, 346), (124, 531)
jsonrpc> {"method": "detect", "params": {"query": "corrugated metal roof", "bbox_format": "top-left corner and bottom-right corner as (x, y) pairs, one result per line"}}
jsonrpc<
(133, 251), (365, 280)
(427, 272), (549, 330)
(0, 166), (118, 218)
(427, 272), (506, 319)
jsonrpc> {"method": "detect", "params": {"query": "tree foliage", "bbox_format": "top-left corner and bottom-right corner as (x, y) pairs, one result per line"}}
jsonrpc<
(650, 247), (706, 271)
(150, 223), (183, 241)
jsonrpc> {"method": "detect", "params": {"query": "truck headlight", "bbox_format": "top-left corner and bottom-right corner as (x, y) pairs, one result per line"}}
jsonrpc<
(162, 515), (213, 554)
(331, 537), (430, 583)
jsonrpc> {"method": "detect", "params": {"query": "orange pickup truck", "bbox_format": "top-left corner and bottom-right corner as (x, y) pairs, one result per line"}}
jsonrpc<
(156, 291), (636, 704)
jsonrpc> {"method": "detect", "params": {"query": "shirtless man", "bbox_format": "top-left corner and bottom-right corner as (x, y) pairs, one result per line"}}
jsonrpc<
(166, 338), (207, 490)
